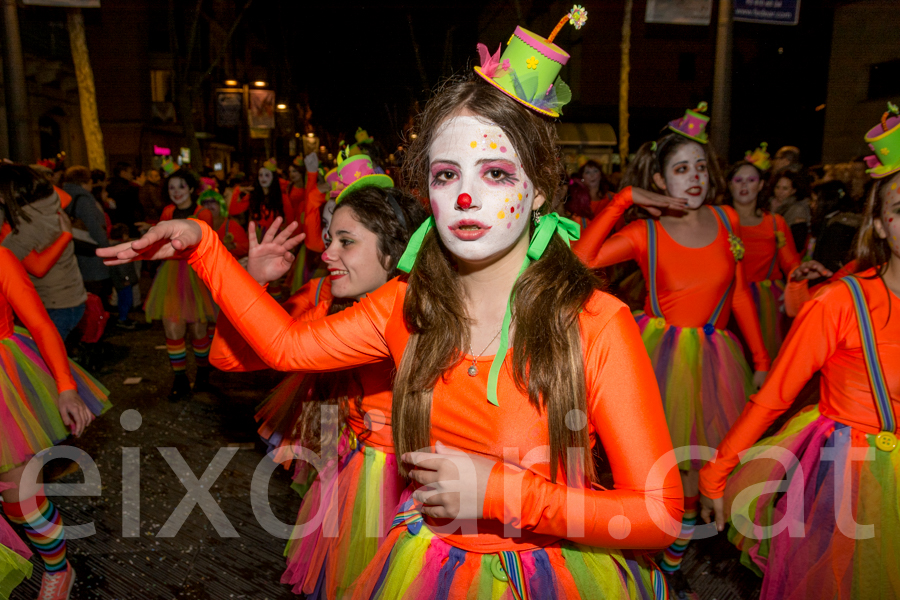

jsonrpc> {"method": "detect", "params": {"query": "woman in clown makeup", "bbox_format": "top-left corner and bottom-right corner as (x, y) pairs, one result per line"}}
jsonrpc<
(99, 12), (687, 599)
(573, 109), (771, 595)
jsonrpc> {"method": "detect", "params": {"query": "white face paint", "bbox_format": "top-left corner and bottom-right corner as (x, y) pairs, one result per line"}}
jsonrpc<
(662, 141), (709, 209)
(729, 164), (762, 208)
(168, 177), (193, 208)
(258, 167), (274, 189)
(321, 199), (337, 246)
(428, 115), (537, 263)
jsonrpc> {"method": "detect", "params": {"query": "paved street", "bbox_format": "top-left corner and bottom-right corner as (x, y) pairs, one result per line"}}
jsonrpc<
(9, 317), (769, 600)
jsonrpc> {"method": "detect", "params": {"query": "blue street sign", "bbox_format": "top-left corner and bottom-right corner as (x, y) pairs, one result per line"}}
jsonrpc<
(734, 0), (800, 25)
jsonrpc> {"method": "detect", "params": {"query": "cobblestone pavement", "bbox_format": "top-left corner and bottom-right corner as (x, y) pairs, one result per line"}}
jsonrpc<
(8, 318), (785, 600)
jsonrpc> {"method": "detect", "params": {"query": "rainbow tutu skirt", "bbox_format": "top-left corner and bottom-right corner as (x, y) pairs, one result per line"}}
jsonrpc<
(636, 313), (753, 470)
(281, 433), (404, 599)
(748, 280), (786, 361)
(724, 406), (900, 599)
(144, 259), (216, 324)
(0, 329), (110, 474)
(349, 520), (670, 600)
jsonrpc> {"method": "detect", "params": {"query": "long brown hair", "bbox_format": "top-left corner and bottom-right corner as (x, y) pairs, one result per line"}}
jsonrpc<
(395, 75), (601, 484)
(292, 186), (427, 453)
(855, 172), (899, 276)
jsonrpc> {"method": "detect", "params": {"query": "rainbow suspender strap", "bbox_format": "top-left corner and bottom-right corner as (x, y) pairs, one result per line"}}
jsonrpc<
(841, 276), (897, 452)
(763, 213), (779, 281)
(314, 277), (326, 307)
(646, 210), (735, 334)
(646, 220), (665, 320)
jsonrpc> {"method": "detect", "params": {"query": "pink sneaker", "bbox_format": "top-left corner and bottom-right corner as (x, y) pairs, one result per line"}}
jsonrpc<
(38, 563), (75, 600)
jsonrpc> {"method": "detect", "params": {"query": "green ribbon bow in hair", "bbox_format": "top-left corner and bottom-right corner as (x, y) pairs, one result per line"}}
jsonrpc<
(397, 213), (580, 406)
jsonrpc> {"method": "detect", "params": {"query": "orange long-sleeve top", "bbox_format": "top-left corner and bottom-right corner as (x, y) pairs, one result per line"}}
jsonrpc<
(188, 220), (682, 552)
(215, 218), (249, 260)
(699, 268), (899, 499)
(210, 277), (394, 449)
(783, 260), (859, 318)
(303, 174), (328, 254)
(573, 189), (771, 371)
(0, 247), (76, 393)
(0, 222), (73, 278)
(740, 212), (801, 283)
(228, 185), (295, 232)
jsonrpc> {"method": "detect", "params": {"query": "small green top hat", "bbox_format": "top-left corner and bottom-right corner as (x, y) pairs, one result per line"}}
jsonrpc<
(864, 102), (900, 179)
(474, 5), (587, 118)
(668, 102), (710, 144)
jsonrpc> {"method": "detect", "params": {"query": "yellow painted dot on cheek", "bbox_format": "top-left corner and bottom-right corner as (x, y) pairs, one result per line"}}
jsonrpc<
(470, 141), (477, 149)
(505, 197), (510, 202)
(518, 193), (523, 201)
(497, 211), (505, 219)
(515, 213), (520, 219)
(490, 142), (497, 149)
(892, 183), (898, 191)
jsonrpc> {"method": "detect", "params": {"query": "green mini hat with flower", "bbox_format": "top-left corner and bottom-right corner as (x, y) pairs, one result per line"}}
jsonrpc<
(864, 102), (900, 179)
(474, 5), (587, 118)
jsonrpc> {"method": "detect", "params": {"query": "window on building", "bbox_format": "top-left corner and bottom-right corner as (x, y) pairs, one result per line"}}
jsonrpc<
(868, 60), (900, 100)
(150, 70), (174, 103)
(678, 53), (696, 82)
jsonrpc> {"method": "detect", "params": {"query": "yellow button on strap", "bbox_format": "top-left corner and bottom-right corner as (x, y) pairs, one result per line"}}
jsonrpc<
(875, 431), (897, 452)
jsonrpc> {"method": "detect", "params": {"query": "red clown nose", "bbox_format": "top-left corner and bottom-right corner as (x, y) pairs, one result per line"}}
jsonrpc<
(457, 193), (472, 209)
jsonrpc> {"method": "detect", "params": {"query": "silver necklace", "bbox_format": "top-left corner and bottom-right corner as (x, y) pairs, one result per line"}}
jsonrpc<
(467, 329), (502, 377)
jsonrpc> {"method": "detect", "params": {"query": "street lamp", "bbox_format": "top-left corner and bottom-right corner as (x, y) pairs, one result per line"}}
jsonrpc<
(224, 79), (239, 87)
(253, 81), (267, 87)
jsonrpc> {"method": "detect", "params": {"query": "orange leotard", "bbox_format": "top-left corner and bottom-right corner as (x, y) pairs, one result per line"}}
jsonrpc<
(229, 186), (296, 232)
(574, 189), (771, 371)
(214, 218), (249, 259)
(188, 220), (683, 552)
(0, 247), (76, 393)
(741, 212), (801, 283)
(211, 277), (393, 449)
(0, 222), (72, 278)
(784, 260), (858, 317)
(303, 174), (328, 254)
(699, 268), (900, 498)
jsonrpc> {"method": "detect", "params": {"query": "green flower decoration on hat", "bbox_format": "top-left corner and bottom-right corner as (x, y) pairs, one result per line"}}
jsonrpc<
(198, 189), (227, 215)
(474, 5), (586, 118)
(744, 142), (771, 171)
(397, 212), (580, 406)
(262, 159), (279, 172)
(864, 102), (900, 179)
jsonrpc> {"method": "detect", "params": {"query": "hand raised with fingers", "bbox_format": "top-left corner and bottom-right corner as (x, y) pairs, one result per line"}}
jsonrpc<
(630, 187), (690, 216)
(97, 219), (203, 265)
(247, 218), (306, 286)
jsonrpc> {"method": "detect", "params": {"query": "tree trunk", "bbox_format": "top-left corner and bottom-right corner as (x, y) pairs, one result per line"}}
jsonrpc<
(67, 8), (106, 172)
(619, 0), (633, 169)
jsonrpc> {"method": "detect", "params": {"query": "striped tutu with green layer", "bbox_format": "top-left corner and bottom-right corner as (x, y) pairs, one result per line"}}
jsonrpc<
(0, 329), (110, 474)
(723, 406), (900, 600)
(144, 259), (217, 324)
(636, 312), (753, 470)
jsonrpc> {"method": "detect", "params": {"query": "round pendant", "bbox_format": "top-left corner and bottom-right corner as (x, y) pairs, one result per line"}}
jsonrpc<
(467, 365), (478, 377)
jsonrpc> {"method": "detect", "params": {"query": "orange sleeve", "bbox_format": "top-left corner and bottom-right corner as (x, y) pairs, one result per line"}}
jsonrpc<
(210, 278), (322, 372)
(304, 172), (327, 253)
(229, 188), (249, 216)
(483, 304), (683, 548)
(55, 186), (72, 210)
(21, 231), (72, 277)
(729, 212), (771, 371)
(0, 249), (76, 393)
(226, 219), (249, 259)
(775, 215), (801, 279)
(699, 285), (845, 498)
(572, 187), (636, 268)
(189, 221), (395, 371)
